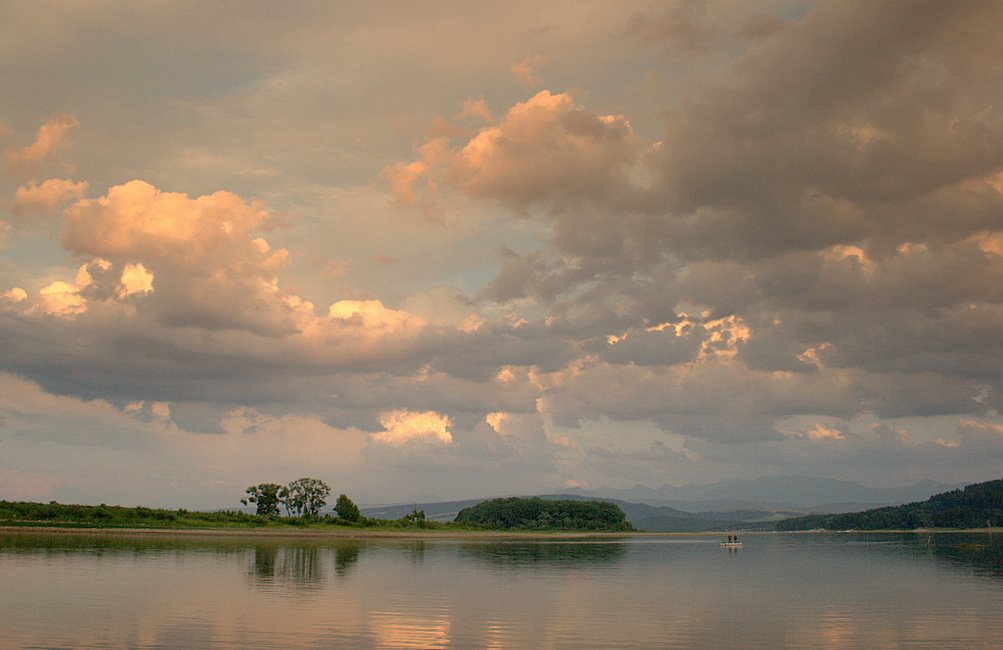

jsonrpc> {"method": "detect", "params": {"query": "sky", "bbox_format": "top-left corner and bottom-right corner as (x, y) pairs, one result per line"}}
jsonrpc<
(2, 1), (1003, 508)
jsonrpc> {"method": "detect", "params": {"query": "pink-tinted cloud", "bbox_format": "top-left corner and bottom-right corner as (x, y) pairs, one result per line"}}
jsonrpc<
(511, 54), (547, 87)
(453, 97), (494, 124)
(4, 114), (79, 173)
(36, 280), (87, 318)
(11, 178), (88, 220)
(385, 91), (640, 216)
(60, 180), (295, 334)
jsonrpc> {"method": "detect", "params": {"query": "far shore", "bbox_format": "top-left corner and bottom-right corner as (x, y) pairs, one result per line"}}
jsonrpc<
(0, 525), (667, 540)
(2, 525), (1001, 540)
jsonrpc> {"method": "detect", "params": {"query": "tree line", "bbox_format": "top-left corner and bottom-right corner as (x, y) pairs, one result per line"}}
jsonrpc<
(454, 497), (634, 531)
(242, 478), (363, 522)
(776, 477), (1003, 531)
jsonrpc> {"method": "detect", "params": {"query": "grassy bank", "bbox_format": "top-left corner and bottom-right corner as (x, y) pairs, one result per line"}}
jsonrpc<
(0, 499), (477, 531)
(0, 499), (635, 535)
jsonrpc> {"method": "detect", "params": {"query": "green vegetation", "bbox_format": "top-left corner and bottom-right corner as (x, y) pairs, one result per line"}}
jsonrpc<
(334, 494), (362, 522)
(0, 500), (268, 528)
(243, 478), (331, 517)
(454, 497), (634, 531)
(282, 478), (331, 517)
(0, 495), (634, 533)
(241, 483), (284, 516)
(776, 478), (1003, 531)
(0, 499), (450, 530)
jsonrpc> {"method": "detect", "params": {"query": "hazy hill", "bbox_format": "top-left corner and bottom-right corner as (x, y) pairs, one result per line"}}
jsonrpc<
(572, 476), (955, 512)
(776, 478), (1003, 531)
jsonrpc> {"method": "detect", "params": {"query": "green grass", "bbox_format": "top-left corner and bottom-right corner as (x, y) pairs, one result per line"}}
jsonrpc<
(0, 500), (473, 531)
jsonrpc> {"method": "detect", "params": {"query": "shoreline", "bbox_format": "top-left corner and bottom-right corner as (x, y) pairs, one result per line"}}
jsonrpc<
(0, 525), (667, 540)
(2, 525), (1000, 540)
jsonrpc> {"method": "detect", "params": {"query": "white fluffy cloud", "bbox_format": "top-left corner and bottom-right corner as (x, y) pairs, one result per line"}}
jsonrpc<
(372, 409), (454, 447)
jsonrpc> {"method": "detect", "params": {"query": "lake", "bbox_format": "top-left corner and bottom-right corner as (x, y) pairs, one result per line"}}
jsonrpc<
(2, 531), (1002, 648)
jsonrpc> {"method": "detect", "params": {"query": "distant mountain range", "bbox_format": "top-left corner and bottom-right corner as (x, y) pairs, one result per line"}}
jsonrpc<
(565, 475), (957, 513)
(359, 475), (960, 532)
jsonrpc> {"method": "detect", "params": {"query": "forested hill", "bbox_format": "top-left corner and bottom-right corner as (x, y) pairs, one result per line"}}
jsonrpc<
(776, 478), (1003, 531)
(454, 497), (634, 531)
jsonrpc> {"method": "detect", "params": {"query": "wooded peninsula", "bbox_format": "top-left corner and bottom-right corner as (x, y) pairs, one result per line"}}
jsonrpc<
(777, 478), (1003, 531)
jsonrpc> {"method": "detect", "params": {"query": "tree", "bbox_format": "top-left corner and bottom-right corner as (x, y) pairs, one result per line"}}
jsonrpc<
(335, 494), (362, 522)
(241, 483), (284, 517)
(284, 477), (331, 517)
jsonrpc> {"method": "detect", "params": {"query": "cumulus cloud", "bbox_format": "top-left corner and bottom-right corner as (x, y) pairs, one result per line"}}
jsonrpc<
(384, 90), (641, 217)
(2, 287), (27, 303)
(118, 262), (154, 298)
(372, 409), (453, 446)
(4, 114), (79, 173)
(59, 179), (294, 334)
(11, 178), (89, 220)
(328, 299), (425, 335)
(37, 280), (87, 318)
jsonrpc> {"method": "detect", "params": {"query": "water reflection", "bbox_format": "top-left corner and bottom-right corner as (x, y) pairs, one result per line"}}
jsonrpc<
(0, 531), (247, 556)
(250, 545), (322, 587)
(3, 532), (1003, 649)
(334, 541), (361, 577)
(460, 540), (626, 567)
(825, 532), (1003, 579)
(925, 532), (1003, 577)
(247, 541), (364, 586)
(371, 611), (451, 649)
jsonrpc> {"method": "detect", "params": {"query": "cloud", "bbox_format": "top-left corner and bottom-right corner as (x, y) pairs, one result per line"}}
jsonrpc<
(384, 90), (641, 217)
(328, 299), (426, 335)
(59, 179), (295, 334)
(511, 54), (547, 87)
(37, 280), (87, 318)
(784, 422), (848, 442)
(2, 287), (27, 303)
(372, 409), (453, 446)
(4, 114), (80, 173)
(11, 178), (89, 220)
(624, 0), (719, 54)
(118, 262), (154, 298)
(453, 97), (494, 124)
(2, 3), (1003, 501)
(0, 372), (370, 506)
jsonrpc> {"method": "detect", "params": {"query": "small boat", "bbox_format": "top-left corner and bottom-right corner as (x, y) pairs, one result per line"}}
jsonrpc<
(720, 541), (743, 548)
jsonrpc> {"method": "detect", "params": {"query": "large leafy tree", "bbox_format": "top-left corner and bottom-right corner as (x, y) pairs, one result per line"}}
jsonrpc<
(284, 477), (331, 517)
(241, 483), (284, 517)
(335, 494), (362, 522)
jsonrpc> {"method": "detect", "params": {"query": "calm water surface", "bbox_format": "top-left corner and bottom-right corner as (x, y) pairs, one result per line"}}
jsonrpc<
(2, 531), (1002, 648)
